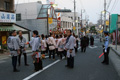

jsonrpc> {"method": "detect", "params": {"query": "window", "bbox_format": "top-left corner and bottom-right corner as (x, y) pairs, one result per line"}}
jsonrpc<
(4, 1), (10, 11)
(16, 14), (21, 21)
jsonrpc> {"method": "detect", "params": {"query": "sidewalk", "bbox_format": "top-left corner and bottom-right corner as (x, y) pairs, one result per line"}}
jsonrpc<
(109, 44), (120, 77)
(110, 44), (120, 56)
(0, 49), (32, 60)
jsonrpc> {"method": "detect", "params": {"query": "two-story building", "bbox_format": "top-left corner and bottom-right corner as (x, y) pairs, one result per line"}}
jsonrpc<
(0, 0), (16, 49)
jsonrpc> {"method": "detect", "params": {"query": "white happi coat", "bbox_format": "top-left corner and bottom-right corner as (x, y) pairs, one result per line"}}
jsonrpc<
(65, 36), (75, 58)
(29, 37), (41, 52)
(57, 38), (64, 51)
(17, 36), (26, 53)
(41, 39), (47, 51)
(47, 37), (56, 50)
(29, 37), (41, 58)
(7, 36), (20, 56)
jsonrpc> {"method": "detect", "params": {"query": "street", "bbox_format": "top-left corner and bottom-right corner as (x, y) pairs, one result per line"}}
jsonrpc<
(0, 39), (120, 80)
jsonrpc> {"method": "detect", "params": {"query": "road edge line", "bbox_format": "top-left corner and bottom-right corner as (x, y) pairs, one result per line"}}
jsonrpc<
(23, 59), (60, 80)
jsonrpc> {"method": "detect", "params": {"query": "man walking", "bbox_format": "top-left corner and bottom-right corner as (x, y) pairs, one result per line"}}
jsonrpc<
(81, 36), (87, 53)
(18, 30), (29, 66)
(65, 30), (75, 68)
(90, 36), (94, 47)
(7, 30), (20, 72)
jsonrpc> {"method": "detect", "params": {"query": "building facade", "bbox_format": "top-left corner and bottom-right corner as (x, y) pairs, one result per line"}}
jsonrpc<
(16, 2), (57, 35)
(55, 9), (81, 35)
(0, 0), (16, 50)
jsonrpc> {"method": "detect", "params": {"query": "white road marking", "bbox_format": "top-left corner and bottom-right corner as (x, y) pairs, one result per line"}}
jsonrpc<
(78, 47), (81, 50)
(89, 46), (98, 49)
(23, 60), (60, 80)
(94, 39), (100, 40)
(0, 61), (6, 63)
(0, 57), (9, 60)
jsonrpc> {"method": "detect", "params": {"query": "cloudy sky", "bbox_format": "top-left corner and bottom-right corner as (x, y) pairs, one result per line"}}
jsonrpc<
(15, 0), (120, 24)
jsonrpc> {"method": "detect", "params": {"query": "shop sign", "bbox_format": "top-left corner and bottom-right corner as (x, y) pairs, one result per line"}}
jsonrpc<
(0, 12), (16, 23)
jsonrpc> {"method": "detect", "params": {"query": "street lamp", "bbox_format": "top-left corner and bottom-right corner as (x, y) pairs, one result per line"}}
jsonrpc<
(102, 11), (111, 32)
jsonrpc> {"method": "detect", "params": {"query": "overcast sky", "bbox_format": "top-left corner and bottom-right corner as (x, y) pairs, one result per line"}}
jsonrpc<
(15, 0), (120, 24)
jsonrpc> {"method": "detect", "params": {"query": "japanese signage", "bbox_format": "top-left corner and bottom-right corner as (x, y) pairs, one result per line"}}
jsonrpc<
(110, 14), (118, 33)
(48, 18), (53, 24)
(0, 12), (16, 23)
(73, 26), (76, 30)
(106, 21), (109, 26)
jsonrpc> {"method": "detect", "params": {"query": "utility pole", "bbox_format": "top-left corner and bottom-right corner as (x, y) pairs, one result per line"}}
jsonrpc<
(81, 9), (83, 28)
(104, 0), (106, 31)
(101, 12), (102, 28)
(74, 0), (76, 34)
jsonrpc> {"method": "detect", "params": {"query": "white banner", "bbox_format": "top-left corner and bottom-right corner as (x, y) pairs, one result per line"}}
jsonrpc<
(0, 12), (16, 23)
(56, 13), (61, 18)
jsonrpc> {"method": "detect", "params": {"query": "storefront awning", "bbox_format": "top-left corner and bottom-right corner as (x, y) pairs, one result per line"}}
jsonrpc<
(0, 26), (14, 31)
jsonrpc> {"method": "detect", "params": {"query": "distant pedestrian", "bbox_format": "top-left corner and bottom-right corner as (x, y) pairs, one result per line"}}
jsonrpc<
(81, 36), (87, 52)
(47, 33), (56, 60)
(86, 35), (89, 47)
(101, 31), (110, 65)
(90, 36), (94, 46)
(45, 35), (49, 54)
(75, 36), (79, 53)
(63, 34), (67, 59)
(41, 34), (47, 59)
(18, 30), (29, 66)
(65, 30), (75, 68)
(55, 35), (59, 56)
(57, 35), (65, 59)
(7, 30), (20, 72)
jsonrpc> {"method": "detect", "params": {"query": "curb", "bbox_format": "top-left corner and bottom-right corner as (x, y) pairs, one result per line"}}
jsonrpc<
(111, 47), (120, 57)
(109, 48), (120, 77)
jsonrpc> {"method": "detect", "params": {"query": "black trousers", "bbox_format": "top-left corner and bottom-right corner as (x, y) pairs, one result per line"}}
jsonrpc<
(12, 56), (17, 70)
(75, 47), (78, 53)
(34, 58), (43, 71)
(64, 50), (67, 58)
(103, 47), (110, 64)
(18, 52), (27, 65)
(55, 48), (59, 56)
(59, 51), (66, 59)
(81, 46), (86, 52)
(67, 55), (74, 68)
(49, 49), (55, 59)
(41, 51), (46, 54)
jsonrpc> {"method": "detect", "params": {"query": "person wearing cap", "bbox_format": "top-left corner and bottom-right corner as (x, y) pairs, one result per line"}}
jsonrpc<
(102, 31), (110, 65)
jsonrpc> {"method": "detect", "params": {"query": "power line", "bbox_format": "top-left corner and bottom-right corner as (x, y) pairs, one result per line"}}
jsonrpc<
(107, 0), (112, 10)
(110, 0), (118, 12)
(15, 0), (19, 12)
(78, 0), (88, 15)
(111, 0), (119, 12)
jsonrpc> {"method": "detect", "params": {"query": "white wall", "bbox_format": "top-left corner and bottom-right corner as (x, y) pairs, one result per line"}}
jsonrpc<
(16, 2), (42, 20)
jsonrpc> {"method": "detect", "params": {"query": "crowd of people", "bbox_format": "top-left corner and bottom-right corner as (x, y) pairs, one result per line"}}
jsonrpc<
(7, 30), (81, 72)
(7, 29), (110, 73)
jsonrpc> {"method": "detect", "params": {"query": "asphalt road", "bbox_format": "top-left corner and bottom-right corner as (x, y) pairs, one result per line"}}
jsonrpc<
(0, 39), (120, 80)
